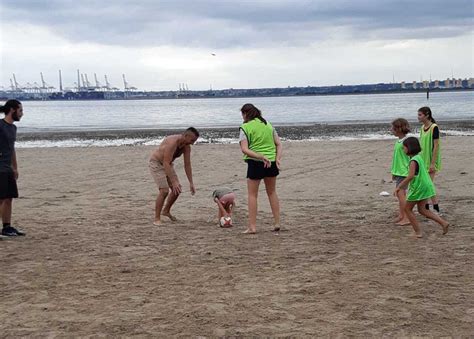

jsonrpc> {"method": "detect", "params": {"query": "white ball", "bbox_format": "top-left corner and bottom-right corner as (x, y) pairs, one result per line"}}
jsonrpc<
(219, 216), (233, 228)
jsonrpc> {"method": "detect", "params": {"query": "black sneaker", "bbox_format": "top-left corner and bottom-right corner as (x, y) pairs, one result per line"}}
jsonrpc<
(2, 226), (25, 236)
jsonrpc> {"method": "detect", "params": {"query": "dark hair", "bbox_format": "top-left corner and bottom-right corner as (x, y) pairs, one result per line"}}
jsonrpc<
(391, 118), (410, 134)
(418, 106), (436, 123)
(0, 99), (22, 115)
(241, 103), (267, 125)
(403, 137), (421, 156)
(185, 127), (199, 137)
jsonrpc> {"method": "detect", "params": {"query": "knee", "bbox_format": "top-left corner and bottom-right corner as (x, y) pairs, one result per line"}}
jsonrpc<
(159, 188), (169, 197)
(418, 206), (428, 216)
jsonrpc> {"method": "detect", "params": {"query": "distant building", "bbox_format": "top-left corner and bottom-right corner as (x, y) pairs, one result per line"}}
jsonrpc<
(444, 79), (451, 88)
(412, 81), (418, 89)
(423, 80), (429, 89)
(401, 81), (406, 89)
(468, 78), (474, 88)
(434, 80), (440, 88)
(455, 78), (463, 88)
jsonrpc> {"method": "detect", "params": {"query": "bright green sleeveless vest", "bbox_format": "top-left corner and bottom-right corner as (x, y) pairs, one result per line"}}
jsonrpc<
(419, 123), (441, 171)
(406, 154), (436, 202)
(391, 138), (410, 177)
(240, 119), (276, 161)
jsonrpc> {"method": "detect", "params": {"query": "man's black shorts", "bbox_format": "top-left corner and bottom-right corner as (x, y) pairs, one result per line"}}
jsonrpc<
(0, 170), (18, 199)
(246, 159), (279, 180)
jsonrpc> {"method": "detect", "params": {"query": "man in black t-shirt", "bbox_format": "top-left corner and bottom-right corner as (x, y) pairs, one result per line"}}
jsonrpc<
(0, 99), (25, 237)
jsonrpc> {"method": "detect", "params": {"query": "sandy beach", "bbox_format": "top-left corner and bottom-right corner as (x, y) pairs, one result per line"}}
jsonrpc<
(1, 136), (473, 337)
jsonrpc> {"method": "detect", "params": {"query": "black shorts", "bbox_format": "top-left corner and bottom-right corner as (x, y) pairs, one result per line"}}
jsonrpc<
(0, 170), (18, 199)
(246, 159), (279, 180)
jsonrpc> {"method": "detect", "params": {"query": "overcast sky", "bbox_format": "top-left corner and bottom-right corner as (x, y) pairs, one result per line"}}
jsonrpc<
(1, 0), (472, 91)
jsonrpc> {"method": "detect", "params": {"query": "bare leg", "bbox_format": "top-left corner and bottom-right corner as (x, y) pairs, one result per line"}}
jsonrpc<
(395, 189), (410, 225)
(405, 201), (422, 238)
(429, 171), (439, 205)
(245, 179), (260, 233)
(154, 188), (169, 225)
(417, 200), (449, 234)
(264, 176), (280, 230)
(1, 199), (12, 224)
(162, 190), (179, 221)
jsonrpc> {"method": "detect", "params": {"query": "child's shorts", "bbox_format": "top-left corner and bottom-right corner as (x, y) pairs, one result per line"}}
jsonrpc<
(219, 192), (235, 207)
(393, 176), (406, 187)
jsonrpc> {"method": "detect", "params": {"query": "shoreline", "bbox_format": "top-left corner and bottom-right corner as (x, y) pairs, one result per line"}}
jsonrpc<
(16, 120), (474, 147)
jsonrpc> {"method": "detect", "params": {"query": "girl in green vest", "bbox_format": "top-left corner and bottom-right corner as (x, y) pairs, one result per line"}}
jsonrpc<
(390, 118), (411, 226)
(418, 107), (441, 213)
(395, 137), (449, 238)
(239, 103), (282, 234)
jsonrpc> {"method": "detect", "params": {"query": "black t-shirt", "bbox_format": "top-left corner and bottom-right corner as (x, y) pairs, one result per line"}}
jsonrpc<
(0, 119), (17, 172)
(424, 125), (440, 139)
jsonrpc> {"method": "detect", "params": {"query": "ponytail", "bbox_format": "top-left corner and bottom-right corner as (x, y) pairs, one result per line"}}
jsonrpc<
(241, 103), (267, 125)
(418, 106), (436, 123)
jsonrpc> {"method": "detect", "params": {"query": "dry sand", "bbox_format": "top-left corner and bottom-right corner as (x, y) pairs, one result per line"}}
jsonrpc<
(1, 137), (473, 337)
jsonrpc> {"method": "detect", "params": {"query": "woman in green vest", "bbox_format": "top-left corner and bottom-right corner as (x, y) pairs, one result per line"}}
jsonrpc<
(418, 106), (441, 213)
(395, 137), (449, 238)
(239, 103), (282, 234)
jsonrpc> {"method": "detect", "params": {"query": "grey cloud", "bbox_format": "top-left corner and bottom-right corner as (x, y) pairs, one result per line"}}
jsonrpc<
(1, 0), (472, 48)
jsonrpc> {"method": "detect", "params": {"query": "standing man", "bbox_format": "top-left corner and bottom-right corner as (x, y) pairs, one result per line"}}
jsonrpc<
(149, 127), (199, 225)
(0, 99), (25, 237)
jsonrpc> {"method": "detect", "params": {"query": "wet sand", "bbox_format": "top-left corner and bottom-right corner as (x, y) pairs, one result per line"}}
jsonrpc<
(1, 137), (473, 337)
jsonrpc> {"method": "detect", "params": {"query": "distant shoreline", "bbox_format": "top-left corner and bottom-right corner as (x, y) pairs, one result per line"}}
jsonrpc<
(3, 87), (473, 102)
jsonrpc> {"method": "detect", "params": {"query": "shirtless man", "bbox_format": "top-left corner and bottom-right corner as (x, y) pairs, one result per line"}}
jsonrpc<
(149, 127), (199, 225)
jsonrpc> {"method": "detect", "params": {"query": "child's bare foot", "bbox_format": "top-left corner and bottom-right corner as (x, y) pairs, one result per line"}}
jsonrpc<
(243, 228), (256, 234)
(153, 220), (161, 226)
(442, 222), (449, 235)
(273, 224), (281, 232)
(396, 219), (411, 226)
(162, 212), (177, 222)
(415, 232), (423, 238)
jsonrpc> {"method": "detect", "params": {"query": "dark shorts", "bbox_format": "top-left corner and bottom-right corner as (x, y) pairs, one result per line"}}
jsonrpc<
(393, 175), (406, 187)
(246, 159), (279, 180)
(0, 170), (18, 199)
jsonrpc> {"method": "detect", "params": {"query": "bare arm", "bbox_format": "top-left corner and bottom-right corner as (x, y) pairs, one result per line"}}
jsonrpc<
(430, 139), (439, 173)
(274, 132), (282, 168)
(161, 144), (178, 181)
(183, 146), (195, 195)
(12, 150), (18, 179)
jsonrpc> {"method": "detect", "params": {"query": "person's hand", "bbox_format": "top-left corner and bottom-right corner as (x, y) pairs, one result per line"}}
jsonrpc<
(394, 187), (400, 196)
(171, 181), (182, 195)
(13, 169), (19, 180)
(262, 156), (271, 168)
(276, 159), (281, 170)
(190, 183), (196, 196)
(429, 164), (436, 174)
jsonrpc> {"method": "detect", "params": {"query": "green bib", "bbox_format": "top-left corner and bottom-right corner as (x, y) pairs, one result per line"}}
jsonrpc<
(419, 123), (441, 171)
(391, 138), (410, 177)
(240, 119), (276, 161)
(406, 154), (436, 202)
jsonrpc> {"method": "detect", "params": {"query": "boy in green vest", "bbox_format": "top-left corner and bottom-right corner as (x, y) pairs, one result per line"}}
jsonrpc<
(395, 137), (449, 238)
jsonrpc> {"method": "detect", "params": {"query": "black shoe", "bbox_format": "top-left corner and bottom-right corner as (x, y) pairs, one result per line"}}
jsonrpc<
(2, 226), (25, 236)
